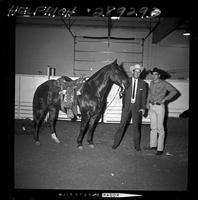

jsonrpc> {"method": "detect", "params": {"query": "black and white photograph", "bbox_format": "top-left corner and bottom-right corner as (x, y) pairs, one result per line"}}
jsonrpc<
(3, 0), (195, 199)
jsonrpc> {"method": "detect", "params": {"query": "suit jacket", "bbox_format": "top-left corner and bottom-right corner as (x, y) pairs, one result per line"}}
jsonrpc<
(122, 77), (147, 111)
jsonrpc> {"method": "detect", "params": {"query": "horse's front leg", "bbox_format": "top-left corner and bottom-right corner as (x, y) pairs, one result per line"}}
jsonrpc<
(77, 113), (89, 149)
(33, 119), (41, 145)
(87, 114), (98, 148)
(49, 107), (60, 143)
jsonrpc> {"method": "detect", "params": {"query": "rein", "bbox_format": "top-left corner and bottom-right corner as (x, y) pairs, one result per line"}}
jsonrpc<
(106, 87), (121, 108)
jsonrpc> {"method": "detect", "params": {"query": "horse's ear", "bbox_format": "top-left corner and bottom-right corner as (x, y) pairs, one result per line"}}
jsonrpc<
(120, 62), (124, 68)
(113, 59), (117, 65)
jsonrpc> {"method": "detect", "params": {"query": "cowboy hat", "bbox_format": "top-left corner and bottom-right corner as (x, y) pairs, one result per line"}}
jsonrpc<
(150, 67), (171, 79)
(129, 64), (144, 72)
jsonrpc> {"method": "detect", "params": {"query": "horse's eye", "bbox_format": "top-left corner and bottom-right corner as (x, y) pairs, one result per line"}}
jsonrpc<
(117, 69), (121, 73)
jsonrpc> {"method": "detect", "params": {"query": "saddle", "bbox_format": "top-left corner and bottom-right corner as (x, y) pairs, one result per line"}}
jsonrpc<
(56, 77), (86, 118)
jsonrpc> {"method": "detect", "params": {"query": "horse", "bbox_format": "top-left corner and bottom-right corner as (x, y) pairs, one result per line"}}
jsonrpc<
(76, 59), (129, 149)
(32, 59), (129, 146)
(32, 76), (85, 145)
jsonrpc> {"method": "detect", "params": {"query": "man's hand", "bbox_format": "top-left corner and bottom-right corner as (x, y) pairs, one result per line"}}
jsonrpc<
(156, 99), (166, 104)
(146, 103), (150, 110)
(119, 90), (124, 98)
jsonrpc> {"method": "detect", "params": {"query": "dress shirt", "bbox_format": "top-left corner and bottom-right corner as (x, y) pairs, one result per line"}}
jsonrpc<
(147, 79), (177, 104)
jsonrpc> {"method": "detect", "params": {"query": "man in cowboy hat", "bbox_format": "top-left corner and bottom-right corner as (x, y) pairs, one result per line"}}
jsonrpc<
(112, 64), (148, 151)
(144, 67), (178, 155)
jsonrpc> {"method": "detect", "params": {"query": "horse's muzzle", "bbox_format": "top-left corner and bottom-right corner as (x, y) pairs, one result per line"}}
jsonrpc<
(122, 79), (129, 90)
(119, 80), (129, 98)
(119, 82), (126, 98)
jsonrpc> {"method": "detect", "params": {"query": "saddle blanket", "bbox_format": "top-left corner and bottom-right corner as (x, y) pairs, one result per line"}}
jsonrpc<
(61, 89), (74, 108)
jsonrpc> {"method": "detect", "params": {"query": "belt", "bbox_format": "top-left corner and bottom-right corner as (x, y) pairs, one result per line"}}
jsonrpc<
(149, 101), (162, 105)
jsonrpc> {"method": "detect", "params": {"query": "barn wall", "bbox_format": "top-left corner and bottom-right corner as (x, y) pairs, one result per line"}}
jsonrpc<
(15, 25), (74, 76)
(15, 17), (189, 79)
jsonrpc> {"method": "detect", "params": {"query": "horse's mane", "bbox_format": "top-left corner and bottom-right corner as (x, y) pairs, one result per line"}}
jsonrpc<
(87, 62), (113, 82)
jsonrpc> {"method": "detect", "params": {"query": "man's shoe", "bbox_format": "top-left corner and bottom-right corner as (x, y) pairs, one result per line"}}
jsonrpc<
(144, 146), (157, 150)
(156, 151), (163, 155)
(135, 146), (141, 151)
(112, 145), (118, 149)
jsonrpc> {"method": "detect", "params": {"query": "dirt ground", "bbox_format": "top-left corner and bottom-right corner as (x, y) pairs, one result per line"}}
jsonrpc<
(14, 117), (188, 192)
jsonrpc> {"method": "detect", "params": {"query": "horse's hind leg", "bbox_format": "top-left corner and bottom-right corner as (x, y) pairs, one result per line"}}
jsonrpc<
(49, 107), (60, 143)
(33, 109), (47, 145)
(77, 113), (89, 149)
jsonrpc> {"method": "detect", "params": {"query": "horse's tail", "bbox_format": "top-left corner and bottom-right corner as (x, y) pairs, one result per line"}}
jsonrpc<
(32, 81), (50, 125)
(32, 88), (40, 126)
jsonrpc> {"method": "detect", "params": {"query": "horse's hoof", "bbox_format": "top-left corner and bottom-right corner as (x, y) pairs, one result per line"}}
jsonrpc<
(77, 145), (83, 150)
(52, 138), (60, 144)
(34, 141), (41, 145)
(51, 133), (60, 144)
(89, 144), (95, 148)
(112, 145), (117, 149)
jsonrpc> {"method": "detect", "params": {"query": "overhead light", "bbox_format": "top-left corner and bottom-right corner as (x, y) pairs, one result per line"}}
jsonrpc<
(23, 15), (31, 17)
(111, 16), (120, 20)
(87, 8), (91, 13)
(183, 31), (190, 36)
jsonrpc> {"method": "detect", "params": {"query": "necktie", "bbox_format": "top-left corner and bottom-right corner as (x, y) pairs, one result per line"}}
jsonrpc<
(132, 79), (137, 99)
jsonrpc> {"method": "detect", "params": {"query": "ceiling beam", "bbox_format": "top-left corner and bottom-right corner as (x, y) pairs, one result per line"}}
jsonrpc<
(152, 18), (185, 44)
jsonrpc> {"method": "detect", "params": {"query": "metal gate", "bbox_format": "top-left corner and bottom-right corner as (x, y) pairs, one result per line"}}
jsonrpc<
(73, 36), (144, 77)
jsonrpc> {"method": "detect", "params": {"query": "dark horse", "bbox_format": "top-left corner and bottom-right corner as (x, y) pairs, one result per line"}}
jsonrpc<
(33, 76), (71, 145)
(32, 59), (129, 147)
(76, 59), (129, 149)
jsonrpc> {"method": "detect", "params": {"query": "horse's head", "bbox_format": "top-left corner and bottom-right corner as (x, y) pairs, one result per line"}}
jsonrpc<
(109, 59), (129, 97)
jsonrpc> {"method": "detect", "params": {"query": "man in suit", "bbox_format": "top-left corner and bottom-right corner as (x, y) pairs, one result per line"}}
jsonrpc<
(112, 64), (148, 151)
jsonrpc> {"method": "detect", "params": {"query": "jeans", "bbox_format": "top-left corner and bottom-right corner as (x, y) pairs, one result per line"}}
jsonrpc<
(149, 104), (165, 151)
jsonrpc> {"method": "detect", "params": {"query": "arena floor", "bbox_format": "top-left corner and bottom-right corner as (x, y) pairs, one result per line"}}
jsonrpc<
(14, 117), (188, 193)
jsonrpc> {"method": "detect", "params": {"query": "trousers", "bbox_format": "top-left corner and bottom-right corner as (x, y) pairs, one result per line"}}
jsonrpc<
(149, 104), (165, 151)
(113, 103), (142, 149)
